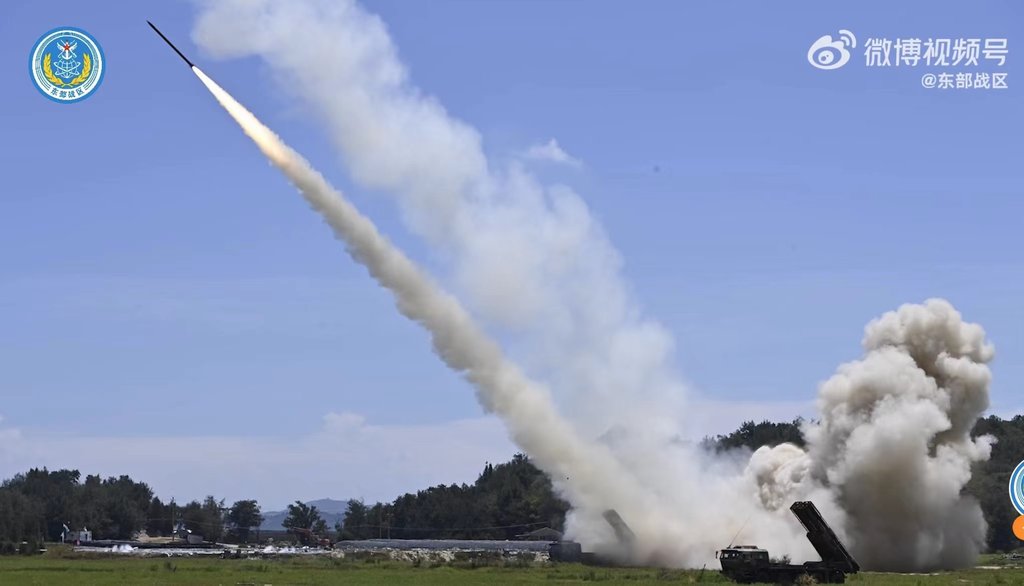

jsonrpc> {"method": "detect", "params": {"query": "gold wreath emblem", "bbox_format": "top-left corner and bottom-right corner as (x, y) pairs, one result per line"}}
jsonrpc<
(42, 52), (91, 88)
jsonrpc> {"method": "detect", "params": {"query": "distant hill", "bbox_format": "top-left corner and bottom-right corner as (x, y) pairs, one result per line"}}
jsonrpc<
(260, 498), (350, 531)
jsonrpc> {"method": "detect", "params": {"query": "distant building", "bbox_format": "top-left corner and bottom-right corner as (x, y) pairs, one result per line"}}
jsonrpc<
(515, 527), (563, 541)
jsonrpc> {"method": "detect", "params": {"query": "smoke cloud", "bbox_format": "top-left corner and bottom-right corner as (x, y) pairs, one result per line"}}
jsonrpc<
(751, 299), (994, 570)
(190, 0), (996, 571)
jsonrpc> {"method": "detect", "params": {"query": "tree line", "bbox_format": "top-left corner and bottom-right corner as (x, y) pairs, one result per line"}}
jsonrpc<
(1, 415), (1021, 554)
(0, 470), (267, 553)
(337, 453), (568, 541)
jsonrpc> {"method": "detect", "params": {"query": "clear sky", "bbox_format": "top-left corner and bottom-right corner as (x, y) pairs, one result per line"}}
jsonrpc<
(1, 1), (1021, 509)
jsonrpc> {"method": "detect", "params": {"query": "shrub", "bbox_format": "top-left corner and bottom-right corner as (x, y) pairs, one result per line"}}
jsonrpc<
(795, 573), (817, 586)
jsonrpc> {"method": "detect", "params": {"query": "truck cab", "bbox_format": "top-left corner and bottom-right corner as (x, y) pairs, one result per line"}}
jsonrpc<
(718, 545), (771, 580)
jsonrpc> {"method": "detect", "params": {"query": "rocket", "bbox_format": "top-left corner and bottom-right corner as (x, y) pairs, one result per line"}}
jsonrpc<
(147, 21), (195, 68)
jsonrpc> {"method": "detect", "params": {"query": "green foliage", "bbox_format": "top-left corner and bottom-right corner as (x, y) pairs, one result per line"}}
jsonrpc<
(0, 470), (243, 549)
(145, 496), (173, 537)
(339, 499), (370, 539)
(226, 499), (263, 543)
(965, 415), (1024, 552)
(0, 554), (752, 584)
(0, 468), (154, 542)
(704, 418), (806, 452)
(181, 496), (225, 542)
(283, 500), (326, 545)
(0, 489), (43, 546)
(0, 545), (1022, 583)
(342, 453), (569, 540)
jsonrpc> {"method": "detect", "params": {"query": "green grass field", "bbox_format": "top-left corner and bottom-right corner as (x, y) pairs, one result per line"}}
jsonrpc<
(0, 550), (1021, 585)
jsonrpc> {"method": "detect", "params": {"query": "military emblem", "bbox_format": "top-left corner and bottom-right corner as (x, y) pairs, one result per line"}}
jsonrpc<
(29, 27), (105, 103)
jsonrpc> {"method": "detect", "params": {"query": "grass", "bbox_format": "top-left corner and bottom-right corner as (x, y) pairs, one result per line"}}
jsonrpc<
(0, 548), (1019, 585)
(0, 555), (712, 585)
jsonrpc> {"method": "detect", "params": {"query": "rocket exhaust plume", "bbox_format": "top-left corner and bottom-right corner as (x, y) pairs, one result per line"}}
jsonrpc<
(188, 64), (648, 530)
(185, 1), (997, 571)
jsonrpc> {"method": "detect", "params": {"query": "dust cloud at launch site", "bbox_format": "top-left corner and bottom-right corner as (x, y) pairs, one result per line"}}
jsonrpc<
(190, 0), (997, 571)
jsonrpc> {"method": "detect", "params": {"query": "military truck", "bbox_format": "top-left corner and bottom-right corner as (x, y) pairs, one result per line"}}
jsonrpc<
(718, 501), (859, 584)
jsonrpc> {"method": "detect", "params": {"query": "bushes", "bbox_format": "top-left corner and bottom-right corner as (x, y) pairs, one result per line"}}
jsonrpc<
(0, 540), (42, 556)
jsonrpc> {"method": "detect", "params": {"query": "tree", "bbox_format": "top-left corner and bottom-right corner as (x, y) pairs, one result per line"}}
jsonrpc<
(145, 497), (172, 537)
(0, 469), (218, 550)
(3, 468), (80, 540)
(226, 500), (263, 543)
(312, 517), (329, 538)
(1, 469), (153, 541)
(282, 501), (324, 545)
(99, 475), (153, 539)
(0, 490), (43, 550)
(181, 496), (225, 542)
(356, 453), (567, 541)
(706, 419), (806, 452)
(339, 499), (369, 540)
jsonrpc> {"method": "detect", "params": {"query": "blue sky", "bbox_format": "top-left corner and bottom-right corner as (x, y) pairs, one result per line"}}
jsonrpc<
(0, 1), (1021, 508)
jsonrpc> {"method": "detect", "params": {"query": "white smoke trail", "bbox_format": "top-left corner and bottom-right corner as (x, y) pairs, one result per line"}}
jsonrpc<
(190, 64), (649, 534)
(192, 0), (687, 454)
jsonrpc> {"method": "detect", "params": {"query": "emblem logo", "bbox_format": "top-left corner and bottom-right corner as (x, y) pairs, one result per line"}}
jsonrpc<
(1011, 459), (1024, 516)
(29, 27), (105, 103)
(808, 30), (857, 70)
